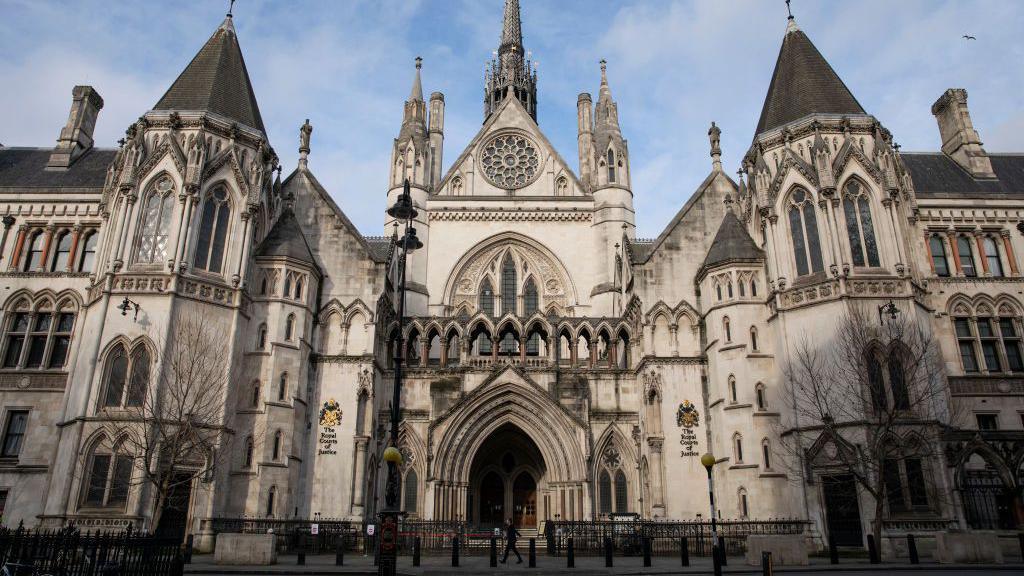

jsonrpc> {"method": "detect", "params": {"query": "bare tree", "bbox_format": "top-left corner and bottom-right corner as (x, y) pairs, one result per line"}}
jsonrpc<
(97, 312), (236, 534)
(779, 304), (953, 550)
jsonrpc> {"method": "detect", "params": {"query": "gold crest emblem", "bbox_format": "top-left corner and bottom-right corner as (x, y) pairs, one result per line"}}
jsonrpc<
(319, 398), (342, 427)
(676, 400), (700, 428)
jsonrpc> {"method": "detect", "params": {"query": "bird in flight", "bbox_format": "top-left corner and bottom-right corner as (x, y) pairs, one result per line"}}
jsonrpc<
(963, 35), (977, 40)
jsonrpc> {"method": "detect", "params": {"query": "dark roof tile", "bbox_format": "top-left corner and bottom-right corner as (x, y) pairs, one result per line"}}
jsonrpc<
(254, 208), (316, 265)
(901, 153), (1024, 199)
(0, 148), (115, 191)
(700, 210), (764, 274)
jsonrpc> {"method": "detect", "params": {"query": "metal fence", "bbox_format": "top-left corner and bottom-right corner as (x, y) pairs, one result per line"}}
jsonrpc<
(545, 519), (810, 556)
(209, 517), (809, 557)
(0, 526), (183, 576)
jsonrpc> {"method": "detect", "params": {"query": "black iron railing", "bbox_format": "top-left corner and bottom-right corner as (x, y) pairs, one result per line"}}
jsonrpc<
(0, 525), (183, 576)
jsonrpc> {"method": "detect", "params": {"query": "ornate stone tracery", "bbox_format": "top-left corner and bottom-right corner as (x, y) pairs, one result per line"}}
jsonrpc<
(479, 133), (541, 189)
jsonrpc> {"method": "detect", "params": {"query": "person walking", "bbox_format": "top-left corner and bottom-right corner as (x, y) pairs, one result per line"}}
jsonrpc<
(499, 519), (522, 564)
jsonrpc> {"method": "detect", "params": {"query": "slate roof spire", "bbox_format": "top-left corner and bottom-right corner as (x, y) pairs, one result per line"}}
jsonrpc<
(153, 12), (266, 133)
(754, 16), (865, 137)
(699, 210), (764, 274)
(484, 0), (538, 122)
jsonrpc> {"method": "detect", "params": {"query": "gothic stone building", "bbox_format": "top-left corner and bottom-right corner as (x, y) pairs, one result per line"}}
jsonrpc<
(1, 1), (1023, 549)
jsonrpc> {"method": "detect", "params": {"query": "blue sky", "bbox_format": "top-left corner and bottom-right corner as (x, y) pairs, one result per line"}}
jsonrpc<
(2, 0), (1022, 238)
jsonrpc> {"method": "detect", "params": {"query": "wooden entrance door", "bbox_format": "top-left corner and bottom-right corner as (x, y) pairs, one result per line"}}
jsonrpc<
(822, 475), (863, 547)
(155, 472), (194, 542)
(513, 472), (537, 529)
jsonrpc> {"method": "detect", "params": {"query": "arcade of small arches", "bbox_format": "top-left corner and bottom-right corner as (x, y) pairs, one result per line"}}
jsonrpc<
(383, 316), (634, 369)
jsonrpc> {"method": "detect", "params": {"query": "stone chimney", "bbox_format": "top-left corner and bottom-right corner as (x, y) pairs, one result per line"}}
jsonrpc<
(47, 85), (104, 169)
(931, 88), (995, 179)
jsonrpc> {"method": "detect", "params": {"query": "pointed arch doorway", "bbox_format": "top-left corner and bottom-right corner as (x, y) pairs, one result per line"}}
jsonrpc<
(469, 423), (545, 530)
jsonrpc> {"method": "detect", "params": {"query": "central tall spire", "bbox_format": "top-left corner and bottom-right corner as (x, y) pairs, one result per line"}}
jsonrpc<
(484, 0), (537, 122)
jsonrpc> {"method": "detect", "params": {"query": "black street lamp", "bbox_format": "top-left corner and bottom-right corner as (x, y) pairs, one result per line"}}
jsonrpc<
(378, 179), (422, 576)
(878, 300), (899, 326)
(701, 453), (722, 576)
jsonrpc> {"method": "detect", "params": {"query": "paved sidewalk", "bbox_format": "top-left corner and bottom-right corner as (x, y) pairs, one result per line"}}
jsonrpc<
(185, 553), (1024, 575)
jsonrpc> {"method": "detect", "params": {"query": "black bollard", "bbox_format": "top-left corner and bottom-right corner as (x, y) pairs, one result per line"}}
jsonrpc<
(297, 548), (306, 566)
(413, 536), (421, 567)
(529, 538), (536, 568)
(907, 533), (919, 564)
(643, 536), (651, 567)
(1019, 533), (1024, 561)
(335, 537), (345, 566)
(184, 534), (193, 564)
(719, 536), (728, 566)
(491, 537), (498, 567)
(867, 534), (879, 564)
(452, 536), (460, 567)
(680, 536), (689, 566)
(828, 533), (839, 565)
(762, 551), (773, 576)
(567, 537), (575, 568)
(604, 537), (613, 567)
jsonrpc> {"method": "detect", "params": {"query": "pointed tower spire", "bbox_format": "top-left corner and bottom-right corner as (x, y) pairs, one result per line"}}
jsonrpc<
(754, 15), (864, 137)
(153, 12), (264, 132)
(594, 60), (623, 147)
(484, 0), (538, 122)
(410, 57), (424, 101)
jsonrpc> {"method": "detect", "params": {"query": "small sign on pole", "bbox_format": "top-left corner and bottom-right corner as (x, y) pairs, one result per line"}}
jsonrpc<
(311, 524), (319, 535)
(367, 524), (376, 536)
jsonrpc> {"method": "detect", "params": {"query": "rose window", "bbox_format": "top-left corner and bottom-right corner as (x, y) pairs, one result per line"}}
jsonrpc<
(480, 134), (541, 189)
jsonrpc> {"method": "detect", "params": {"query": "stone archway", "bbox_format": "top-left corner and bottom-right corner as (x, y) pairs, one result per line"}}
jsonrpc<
(468, 423), (545, 529)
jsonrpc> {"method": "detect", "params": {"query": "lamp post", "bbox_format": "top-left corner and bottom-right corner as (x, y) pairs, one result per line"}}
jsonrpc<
(700, 453), (722, 576)
(378, 179), (423, 576)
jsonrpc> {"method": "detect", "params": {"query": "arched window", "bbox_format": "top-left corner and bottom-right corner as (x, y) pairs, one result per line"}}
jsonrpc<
(787, 188), (824, 276)
(355, 391), (369, 435)
(556, 177), (568, 196)
(755, 383), (767, 411)
(523, 279), (539, 316)
(723, 317), (731, 342)
(101, 344), (150, 408)
(266, 486), (277, 517)
(260, 276), (268, 295)
(842, 180), (880, 267)
(272, 430), (282, 460)
(888, 348), (910, 410)
(50, 231), (73, 271)
(958, 236), (977, 277)
(479, 279), (495, 316)
(278, 373), (287, 401)
(614, 469), (628, 514)
(284, 275), (292, 297)
(929, 235), (950, 277)
(599, 470), (612, 515)
(404, 468), (419, 514)
(762, 440), (772, 470)
(135, 176), (175, 264)
(23, 231), (45, 271)
(867, 353), (887, 410)
(78, 231), (98, 273)
(193, 186), (230, 273)
(501, 256), (516, 316)
(607, 149), (616, 183)
(2, 305), (75, 370)
(294, 277), (304, 300)
(716, 283), (722, 301)
(983, 236), (1004, 277)
(750, 327), (759, 351)
(257, 324), (268, 349)
(251, 381), (261, 407)
(734, 433), (744, 463)
(243, 437), (254, 468)
(727, 281), (733, 298)
(750, 279), (758, 297)
(285, 314), (296, 341)
(738, 488), (749, 518)
(82, 438), (133, 509)
(739, 279), (746, 297)
(728, 375), (737, 403)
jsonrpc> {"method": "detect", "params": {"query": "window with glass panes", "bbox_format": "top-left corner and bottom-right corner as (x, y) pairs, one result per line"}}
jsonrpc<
(983, 237), (1004, 277)
(788, 188), (824, 276)
(1, 411), (28, 458)
(929, 235), (950, 277)
(976, 413), (999, 430)
(2, 309), (74, 369)
(957, 236), (977, 277)
(954, 318), (979, 372)
(977, 317), (1003, 372)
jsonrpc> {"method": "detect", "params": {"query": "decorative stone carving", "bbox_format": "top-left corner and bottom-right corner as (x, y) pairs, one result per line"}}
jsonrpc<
(479, 133), (541, 189)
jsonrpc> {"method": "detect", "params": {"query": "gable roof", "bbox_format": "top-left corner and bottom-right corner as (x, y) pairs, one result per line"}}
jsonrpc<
(0, 147), (116, 191)
(699, 210), (764, 275)
(254, 207), (317, 266)
(280, 166), (389, 264)
(153, 16), (265, 133)
(755, 21), (865, 136)
(901, 152), (1024, 199)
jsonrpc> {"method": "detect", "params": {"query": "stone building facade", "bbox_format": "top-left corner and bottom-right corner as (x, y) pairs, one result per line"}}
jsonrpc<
(1, 1), (1023, 548)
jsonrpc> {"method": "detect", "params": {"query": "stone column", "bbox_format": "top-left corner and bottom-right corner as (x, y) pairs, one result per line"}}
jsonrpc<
(352, 438), (368, 514)
(491, 337), (498, 363)
(66, 226), (82, 272)
(38, 226), (55, 271)
(233, 212), (251, 286)
(883, 195), (906, 273)
(924, 232), (936, 274)
(648, 438), (665, 509)
(975, 232), (990, 275)
(114, 192), (137, 270)
(546, 336), (555, 366)
(669, 323), (679, 357)
(171, 189), (193, 270)
(1002, 231), (1019, 276)
(947, 230), (963, 275)
(519, 336), (527, 364)
(461, 336), (470, 364)
(8, 225), (27, 271)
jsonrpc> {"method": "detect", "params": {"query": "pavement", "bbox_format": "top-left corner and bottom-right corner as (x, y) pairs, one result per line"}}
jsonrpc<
(184, 552), (1024, 575)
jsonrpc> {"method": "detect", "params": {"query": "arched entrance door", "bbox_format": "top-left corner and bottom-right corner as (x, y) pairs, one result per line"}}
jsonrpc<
(469, 423), (546, 530)
(513, 472), (537, 529)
